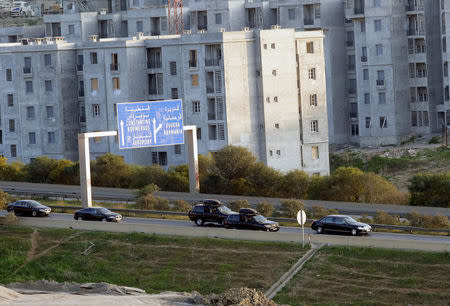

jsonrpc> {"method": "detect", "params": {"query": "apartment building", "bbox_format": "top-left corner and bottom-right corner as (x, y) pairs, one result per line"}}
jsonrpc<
(75, 29), (329, 174)
(0, 38), (79, 162)
(440, 0), (450, 128)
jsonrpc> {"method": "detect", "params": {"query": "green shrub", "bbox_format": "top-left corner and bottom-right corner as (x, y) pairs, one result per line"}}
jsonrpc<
(407, 211), (449, 229)
(373, 210), (399, 225)
(172, 199), (192, 212)
(408, 173), (450, 207)
(279, 199), (305, 218)
(311, 205), (328, 218)
(256, 202), (275, 217)
(137, 194), (168, 210)
(137, 184), (160, 197)
(428, 136), (441, 144)
(227, 199), (250, 211)
(0, 189), (8, 210)
(280, 170), (310, 199)
(359, 214), (372, 223)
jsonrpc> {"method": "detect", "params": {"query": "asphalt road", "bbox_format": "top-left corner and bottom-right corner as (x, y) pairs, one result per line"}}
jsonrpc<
(2, 211), (449, 244)
(2, 181), (450, 217)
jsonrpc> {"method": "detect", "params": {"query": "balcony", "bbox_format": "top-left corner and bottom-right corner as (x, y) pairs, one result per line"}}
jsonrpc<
(407, 29), (425, 36)
(76, 65), (83, 72)
(361, 56), (367, 62)
(110, 64), (119, 72)
(79, 116), (86, 123)
(23, 67), (32, 77)
(189, 60), (197, 69)
(205, 58), (220, 67)
(350, 112), (358, 118)
(376, 80), (385, 86)
(304, 18), (314, 26)
(348, 88), (356, 95)
(347, 65), (355, 71)
(147, 60), (162, 69)
(208, 113), (216, 120)
(78, 90), (85, 98)
(346, 40), (354, 47)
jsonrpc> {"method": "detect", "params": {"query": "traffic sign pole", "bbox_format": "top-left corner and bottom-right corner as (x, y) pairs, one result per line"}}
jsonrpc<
(184, 126), (199, 194)
(296, 210), (307, 248)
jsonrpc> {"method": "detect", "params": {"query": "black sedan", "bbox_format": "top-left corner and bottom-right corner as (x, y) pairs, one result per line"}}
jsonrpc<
(311, 215), (372, 236)
(7, 200), (51, 217)
(224, 209), (279, 232)
(74, 207), (122, 222)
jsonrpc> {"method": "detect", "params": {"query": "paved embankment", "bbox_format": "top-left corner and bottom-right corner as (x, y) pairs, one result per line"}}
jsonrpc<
(1, 217), (449, 252)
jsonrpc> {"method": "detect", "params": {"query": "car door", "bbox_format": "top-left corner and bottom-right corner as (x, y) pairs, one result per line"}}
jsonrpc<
(83, 208), (93, 220)
(320, 216), (334, 232)
(15, 201), (25, 215)
(334, 217), (348, 233)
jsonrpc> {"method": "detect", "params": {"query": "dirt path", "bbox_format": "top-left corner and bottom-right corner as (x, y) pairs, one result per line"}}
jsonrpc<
(7, 230), (80, 279)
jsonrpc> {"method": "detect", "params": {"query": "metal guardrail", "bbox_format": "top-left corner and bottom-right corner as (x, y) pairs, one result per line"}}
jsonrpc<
(48, 206), (450, 234)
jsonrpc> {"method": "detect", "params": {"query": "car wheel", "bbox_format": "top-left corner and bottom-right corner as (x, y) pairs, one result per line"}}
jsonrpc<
(102, 218), (107, 222)
(74, 216), (79, 220)
(317, 226), (323, 234)
(195, 218), (204, 226)
(32, 211), (37, 217)
(80, 216), (84, 221)
(351, 229), (357, 236)
(10, 209), (15, 215)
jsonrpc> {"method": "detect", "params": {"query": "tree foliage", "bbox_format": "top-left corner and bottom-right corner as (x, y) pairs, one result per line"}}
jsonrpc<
(408, 173), (450, 207)
(213, 145), (256, 180)
(91, 153), (132, 188)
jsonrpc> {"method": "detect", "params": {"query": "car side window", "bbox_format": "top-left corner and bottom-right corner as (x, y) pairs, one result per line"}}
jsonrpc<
(335, 217), (344, 224)
(193, 206), (204, 213)
(322, 217), (332, 223)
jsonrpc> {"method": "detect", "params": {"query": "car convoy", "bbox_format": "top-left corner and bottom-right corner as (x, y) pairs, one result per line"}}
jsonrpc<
(5, 198), (372, 236)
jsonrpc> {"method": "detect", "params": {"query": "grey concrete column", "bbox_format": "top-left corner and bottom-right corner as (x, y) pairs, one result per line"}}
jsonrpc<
(78, 133), (92, 207)
(184, 126), (200, 194)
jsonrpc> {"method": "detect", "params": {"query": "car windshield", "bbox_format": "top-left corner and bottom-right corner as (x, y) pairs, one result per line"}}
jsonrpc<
(28, 201), (43, 208)
(343, 216), (358, 224)
(98, 208), (112, 214)
(253, 215), (267, 223)
(218, 205), (232, 214)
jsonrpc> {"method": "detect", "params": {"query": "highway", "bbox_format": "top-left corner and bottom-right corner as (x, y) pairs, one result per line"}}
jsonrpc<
(1, 181), (450, 217)
(2, 211), (449, 244)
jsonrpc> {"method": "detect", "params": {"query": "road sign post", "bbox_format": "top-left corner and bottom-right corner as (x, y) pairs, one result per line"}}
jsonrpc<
(296, 210), (307, 248)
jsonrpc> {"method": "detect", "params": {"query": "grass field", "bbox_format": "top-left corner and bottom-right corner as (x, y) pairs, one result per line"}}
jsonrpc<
(0, 226), (305, 294)
(274, 246), (450, 305)
(1, 226), (449, 304)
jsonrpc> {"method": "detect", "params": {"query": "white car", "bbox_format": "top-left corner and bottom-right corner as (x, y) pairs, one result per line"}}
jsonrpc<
(11, 1), (35, 17)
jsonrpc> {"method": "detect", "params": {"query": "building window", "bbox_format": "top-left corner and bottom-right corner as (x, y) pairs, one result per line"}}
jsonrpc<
(174, 144), (181, 154)
(44, 54), (52, 67)
(136, 21), (143, 32)
(209, 123), (225, 140)
(361, 46), (367, 62)
(170, 61), (177, 75)
(93, 104), (100, 116)
(306, 42), (314, 53)
(48, 132), (55, 144)
(271, 43), (275, 49)
(189, 50), (197, 68)
(374, 0), (381, 7)
(308, 68), (316, 80)
(272, 69), (277, 76)
(6, 68), (12, 81)
(112, 77), (120, 90)
(411, 111), (417, 126)
(346, 31), (354, 47)
(349, 79), (356, 94)
(196, 127), (201, 140)
(275, 123), (280, 129)
(376, 44), (383, 56)
(310, 94), (317, 106)
(351, 123), (359, 136)
(365, 117), (371, 128)
(111, 53), (119, 70)
(191, 74), (199, 87)
(148, 73), (163, 95)
(379, 116), (387, 128)
(7, 93), (13, 106)
(152, 152), (168, 166)
(91, 78), (98, 92)
(45, 80), (52, 92)
(46, 106), (54, 118)
(364, 93), (370, 104)
(310, 120), (319, 132)
(10, 144), (17, 157)
(68, 24), (75, 35)
(312, 146), (319, 159)
(363, 69), (369, 80)
(29, 132), (36, 145)
(360, 21), (366, 32)
(192, 101), (200, 113)
(378, 92), (386, 104)
(27, 106), (35, 120)
(263, 44), (267, 49)
(423, 111), (429, 126)
(377, 70), (385, 86)
(90, 52), (98, 64)
(215, 13), (222, 24)
(171, 88), (178, 99)
(9, 119), (15, 133)
(288, 8), (295, 20)
(276, 150), (281, 156)
(26, 80), (33, 93)
(374, 19), (382, 32)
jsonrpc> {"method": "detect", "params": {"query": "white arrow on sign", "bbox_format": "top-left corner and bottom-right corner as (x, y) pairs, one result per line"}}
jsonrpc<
(152, 118), (162, 144)
(120, 120), (124, 146)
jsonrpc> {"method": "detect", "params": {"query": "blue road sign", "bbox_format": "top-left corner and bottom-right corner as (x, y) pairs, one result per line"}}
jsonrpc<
(116, 100), (184, 149)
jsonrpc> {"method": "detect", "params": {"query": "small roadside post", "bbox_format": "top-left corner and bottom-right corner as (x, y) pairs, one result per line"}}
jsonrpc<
(296, 210), (307, 248)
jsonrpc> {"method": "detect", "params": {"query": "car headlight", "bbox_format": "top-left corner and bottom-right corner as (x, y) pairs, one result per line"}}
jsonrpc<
(39, 209), (46, 212)
(357, 226), (365, 230)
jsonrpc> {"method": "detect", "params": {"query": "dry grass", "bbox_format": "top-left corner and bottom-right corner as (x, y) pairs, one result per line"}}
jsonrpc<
(274, 246), (450, 305)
